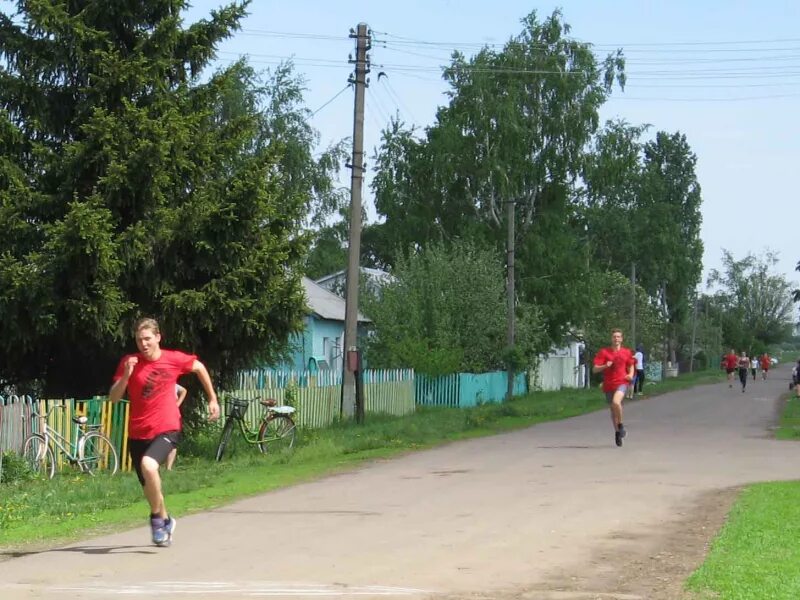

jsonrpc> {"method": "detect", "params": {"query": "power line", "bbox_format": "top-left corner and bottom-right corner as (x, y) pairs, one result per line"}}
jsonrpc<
(210, 53), (800, 88)
(376, 40), (800, 66)
(232, 28), (800, 58)
(382, 76), (418, 124)
(311, 84), (352, 116)
(239, 29), (349, 42)
(609, 92), (800, 102)
(217, 50), (347, 66)
(375, 29), (800, 49)
(202, 29), (800, 103)
(588, 37), (800, 48)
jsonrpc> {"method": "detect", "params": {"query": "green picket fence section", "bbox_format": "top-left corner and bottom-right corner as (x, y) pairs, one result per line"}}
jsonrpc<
(416, 371), (528, 408)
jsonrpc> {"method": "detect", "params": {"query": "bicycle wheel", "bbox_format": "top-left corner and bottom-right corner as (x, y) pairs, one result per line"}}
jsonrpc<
(22, 434), (55, 479)
(78, 431), (119, 476)
(257, 415), (296, 453)
(215, 419), (235, 461)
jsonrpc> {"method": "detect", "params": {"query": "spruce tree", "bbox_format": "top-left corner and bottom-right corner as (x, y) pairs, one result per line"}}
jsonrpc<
(0, 1), (308, 396)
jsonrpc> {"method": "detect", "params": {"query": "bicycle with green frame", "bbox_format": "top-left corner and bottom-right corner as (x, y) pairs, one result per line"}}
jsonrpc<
(215, 396), (296, 461)
(23, 402), (120, 478)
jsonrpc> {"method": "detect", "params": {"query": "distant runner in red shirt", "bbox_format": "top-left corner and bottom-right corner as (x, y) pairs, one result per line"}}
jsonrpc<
(760, 353), (771, 380)
(109, 317), (220, 547)
(593, 328), (636, 447)
(723, 349), (738, 389)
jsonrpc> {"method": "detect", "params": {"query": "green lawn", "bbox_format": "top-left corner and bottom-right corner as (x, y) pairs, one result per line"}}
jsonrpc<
(686, 482), (800, 600)
(0, 369), (722, 549)
(774, 389), (800, 440)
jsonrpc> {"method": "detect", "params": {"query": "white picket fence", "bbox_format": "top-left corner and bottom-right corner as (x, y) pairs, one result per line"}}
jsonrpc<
(530, 356), (582, 391)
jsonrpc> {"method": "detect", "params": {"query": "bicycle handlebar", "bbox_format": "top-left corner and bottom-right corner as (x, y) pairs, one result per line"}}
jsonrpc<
(27, 402), (69, 419)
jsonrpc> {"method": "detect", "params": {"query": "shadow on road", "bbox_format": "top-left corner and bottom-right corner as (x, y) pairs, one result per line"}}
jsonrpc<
(0, 545), (156, 558)
(536, 445), (611, 450)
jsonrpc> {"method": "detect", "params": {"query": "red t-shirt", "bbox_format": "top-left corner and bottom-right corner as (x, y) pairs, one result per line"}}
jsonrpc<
(113, 349), (196, 439)
(760, 355), (771, 370)
(594, 346), (636, 392)
(724, 353), (738, 369)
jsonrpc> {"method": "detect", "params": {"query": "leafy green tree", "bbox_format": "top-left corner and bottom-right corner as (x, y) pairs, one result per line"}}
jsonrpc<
(248, 61), (349, 230)
(708, 250), (795, 351)
(635, 131), (704, 364)
(304, 216), (348, 280)
(580, 120), (648, 271)
(371, 9), (625, 343)
(580, 126), (704, 366)
(582, 270), (664, 361)
(241, 61), (349, 280)
(0, 1), (310, 396)
(362, 241), (546, 375)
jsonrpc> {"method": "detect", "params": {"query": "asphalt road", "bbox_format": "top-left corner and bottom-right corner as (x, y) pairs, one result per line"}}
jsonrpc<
(2, 365), (799, 600)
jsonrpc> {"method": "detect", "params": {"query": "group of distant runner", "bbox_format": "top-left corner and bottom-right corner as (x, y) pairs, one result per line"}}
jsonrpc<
(589, 331), (800, 450)
(721, 349), (773, 393)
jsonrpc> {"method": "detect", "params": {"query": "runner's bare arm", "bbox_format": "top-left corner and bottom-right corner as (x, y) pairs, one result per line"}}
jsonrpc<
(191, 360), (219, 420)
(176, 385), (188, 407)
(109, 356), (138, 402)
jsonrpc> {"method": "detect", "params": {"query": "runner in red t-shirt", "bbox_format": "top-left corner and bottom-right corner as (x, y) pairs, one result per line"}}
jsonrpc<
(723, 349), (739, 389)
(592, 328), (636, 447)
(760, 353), (771, 380)
(109, 317), (220, 547)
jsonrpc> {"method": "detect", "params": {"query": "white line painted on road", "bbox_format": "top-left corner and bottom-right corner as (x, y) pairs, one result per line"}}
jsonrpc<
(42, 580), (432, 597)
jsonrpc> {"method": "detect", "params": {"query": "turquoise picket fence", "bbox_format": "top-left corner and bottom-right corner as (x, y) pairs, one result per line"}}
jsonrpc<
(416, 371), (527, 408)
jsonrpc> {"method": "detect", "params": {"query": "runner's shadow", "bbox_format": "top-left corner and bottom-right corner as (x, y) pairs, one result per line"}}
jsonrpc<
(1, 545), (156, 558)
(535, 445), (610, 450)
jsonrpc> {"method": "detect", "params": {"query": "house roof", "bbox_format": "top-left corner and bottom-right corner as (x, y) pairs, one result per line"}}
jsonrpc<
(315, 267), (394, 286)
(302, 277), (370, 323)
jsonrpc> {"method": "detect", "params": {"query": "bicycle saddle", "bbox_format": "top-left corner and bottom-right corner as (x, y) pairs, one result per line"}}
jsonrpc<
(259, 398), (278, 407)
(72, 416), (88, 425)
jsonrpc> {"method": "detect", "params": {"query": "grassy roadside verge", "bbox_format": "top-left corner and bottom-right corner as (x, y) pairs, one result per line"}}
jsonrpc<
(686, 387), (800, 599)
(774, 388), (800, 440)
(0, 369), (722, 550)
(686, 481), (800, 599)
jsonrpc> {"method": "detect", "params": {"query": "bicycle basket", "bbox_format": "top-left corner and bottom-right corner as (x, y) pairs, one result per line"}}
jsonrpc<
(226, 398), (249, 419)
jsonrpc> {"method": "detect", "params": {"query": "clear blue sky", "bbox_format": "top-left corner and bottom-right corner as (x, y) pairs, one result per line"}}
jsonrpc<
(17, 2), (800, 293)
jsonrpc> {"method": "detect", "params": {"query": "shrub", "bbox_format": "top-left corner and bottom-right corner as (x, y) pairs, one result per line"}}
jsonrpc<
(0, 451), (34, 484)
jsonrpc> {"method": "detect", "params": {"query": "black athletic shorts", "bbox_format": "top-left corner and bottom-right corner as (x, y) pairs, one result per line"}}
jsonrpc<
(128, 431), (181, 485)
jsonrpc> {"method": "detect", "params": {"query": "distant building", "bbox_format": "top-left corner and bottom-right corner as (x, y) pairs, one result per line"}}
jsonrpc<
(284, 277), (371, 373)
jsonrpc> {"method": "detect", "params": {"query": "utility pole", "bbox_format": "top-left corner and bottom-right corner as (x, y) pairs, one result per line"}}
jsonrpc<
(630, 262), (636, 349)
(341, 22), (370, 418)
(661, 281), (669, 378)
(506, 198), (516, 401)
(689, 294), (698, 372)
